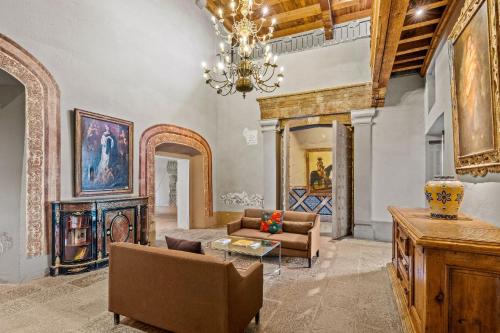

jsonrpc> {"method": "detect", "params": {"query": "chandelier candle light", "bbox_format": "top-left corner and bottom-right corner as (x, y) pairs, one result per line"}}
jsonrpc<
(202, 0), (284, 98)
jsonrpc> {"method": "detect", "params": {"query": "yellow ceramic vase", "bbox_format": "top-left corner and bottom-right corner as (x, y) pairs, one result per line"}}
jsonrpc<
(424, 176), (464, 220)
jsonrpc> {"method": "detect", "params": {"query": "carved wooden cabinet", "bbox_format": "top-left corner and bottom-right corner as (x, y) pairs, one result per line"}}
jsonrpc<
(388, 207), (500, 333)
(51, 197), (149, 276)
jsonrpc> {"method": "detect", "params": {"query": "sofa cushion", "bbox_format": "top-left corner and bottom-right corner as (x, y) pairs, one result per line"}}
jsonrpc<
(282, 211), (316, 222)
(245, 208), (265, 218)
(267, 233), (308, 251)
(282, 221), (314, 234)
(241, 217), (261, 229)
(231, 228), (271, 239)
(165, 236), (204, 254)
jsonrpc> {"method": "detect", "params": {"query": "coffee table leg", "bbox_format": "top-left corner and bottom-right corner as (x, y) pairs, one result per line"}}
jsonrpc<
(224, 251), (227, 261)
(260, 256), (263, 263)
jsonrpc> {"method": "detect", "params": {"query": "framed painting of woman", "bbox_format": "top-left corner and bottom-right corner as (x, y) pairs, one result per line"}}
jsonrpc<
(74, 109), (133, 196)
(449, 0), (500, 176)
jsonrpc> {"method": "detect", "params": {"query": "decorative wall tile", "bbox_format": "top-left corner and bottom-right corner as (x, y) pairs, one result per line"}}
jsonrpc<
(289, 187), (332, 215)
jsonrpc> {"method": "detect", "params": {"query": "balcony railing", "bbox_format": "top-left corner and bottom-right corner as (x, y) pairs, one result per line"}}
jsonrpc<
(252, 17), (371, 58)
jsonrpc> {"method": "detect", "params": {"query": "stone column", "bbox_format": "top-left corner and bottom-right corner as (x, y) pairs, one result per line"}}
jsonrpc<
(351, 108), (377, 239)
(260, 119), (280, 210)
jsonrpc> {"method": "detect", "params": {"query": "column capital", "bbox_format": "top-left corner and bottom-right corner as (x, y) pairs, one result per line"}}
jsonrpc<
(260, 119), (280, 133)
(351, 108), (377, 126)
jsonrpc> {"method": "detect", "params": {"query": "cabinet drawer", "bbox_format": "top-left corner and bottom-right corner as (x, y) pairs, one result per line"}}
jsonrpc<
(396, 225), (410, 256)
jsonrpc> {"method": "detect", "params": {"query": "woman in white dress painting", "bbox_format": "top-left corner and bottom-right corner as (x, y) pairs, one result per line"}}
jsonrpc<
(96, 125), (115, 185)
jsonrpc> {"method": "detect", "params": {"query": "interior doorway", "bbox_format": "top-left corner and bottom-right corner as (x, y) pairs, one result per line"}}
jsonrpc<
(283, 121), (353, 239)
(151, 142), (207, 242)
(0, 70), (25, 282)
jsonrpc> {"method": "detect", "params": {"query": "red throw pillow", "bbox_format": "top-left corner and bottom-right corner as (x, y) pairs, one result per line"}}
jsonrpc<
(260, 211), (283, 234)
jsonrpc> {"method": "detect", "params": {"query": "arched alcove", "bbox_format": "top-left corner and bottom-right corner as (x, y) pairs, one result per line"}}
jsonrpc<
(139, 124), (213, 243)
(0, 34), (60, 258)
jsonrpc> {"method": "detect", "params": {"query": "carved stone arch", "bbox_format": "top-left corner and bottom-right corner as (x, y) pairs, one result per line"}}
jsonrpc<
(0, 34), (61, 257)
(139, 124), (213, 241)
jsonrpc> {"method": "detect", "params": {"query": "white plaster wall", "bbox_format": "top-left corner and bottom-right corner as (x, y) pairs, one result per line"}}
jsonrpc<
(370, 74), (427, 240)
(155, 157), (171, 207)
(0, 0), (218, 281)
(0, 90), (25, 282)
(216, 38), (372, 212)
(426, 41), (500, 227)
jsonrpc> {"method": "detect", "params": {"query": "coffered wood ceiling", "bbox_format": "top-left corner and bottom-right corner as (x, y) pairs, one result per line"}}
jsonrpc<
(207, 0), (372, 39)
(371, 0), (460, 106)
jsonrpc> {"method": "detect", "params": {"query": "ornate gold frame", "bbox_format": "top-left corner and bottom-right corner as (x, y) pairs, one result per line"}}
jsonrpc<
(74, 109), (134, 196)
(306, 148), (333, 195)
(449, 0), (500, 176)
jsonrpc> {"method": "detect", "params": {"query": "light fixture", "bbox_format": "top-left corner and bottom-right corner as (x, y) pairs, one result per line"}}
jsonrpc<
(415, 7), (425, 17)
(201, 0), (284, 98)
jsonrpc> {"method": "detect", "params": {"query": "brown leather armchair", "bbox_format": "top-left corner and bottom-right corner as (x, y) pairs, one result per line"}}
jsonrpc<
(109, 242), (263, 333)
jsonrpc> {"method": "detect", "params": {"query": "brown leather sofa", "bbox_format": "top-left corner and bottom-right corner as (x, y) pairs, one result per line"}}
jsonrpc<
(227, 209), (321, 267)
(109, 242), (263, 333)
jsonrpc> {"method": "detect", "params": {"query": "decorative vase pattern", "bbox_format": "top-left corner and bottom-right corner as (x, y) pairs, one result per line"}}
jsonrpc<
(424, 176), (464, 220)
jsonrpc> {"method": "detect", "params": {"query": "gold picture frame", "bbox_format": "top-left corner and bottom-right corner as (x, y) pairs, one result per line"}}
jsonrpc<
(449, 0), (500, 176)
(74, 109), (134, 197)
(306, 148), (333, 194)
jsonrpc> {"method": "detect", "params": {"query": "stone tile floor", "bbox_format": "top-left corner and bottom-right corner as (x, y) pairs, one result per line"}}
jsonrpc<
(0, 229), (401, 333)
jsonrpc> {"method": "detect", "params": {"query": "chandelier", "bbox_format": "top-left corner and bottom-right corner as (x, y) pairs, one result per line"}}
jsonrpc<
(202, 0), (284, 98)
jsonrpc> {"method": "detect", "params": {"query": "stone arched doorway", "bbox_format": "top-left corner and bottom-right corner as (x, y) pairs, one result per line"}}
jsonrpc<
(139, 124), (213, 242)
(0, 34), (60, 257)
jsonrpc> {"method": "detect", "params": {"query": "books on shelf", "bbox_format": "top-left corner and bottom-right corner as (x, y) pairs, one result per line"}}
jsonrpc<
(66, 228), (88, 246)
(74, 247), (87, 261)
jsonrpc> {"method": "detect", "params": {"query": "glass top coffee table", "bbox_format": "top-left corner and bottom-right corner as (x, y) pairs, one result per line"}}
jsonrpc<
(210, 236), (282, 275)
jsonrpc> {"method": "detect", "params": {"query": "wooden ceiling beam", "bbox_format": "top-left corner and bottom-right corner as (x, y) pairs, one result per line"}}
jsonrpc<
(319, 0), (335, 39)
(394, 55), (426, 65)
(375, 0), (411, 89)
(335, 8), (372, 24)
(396, 45), (430, 56)
(332, 0), (359, 11)
(402, 18), (440, 31)
(392, 64), (422, 73)
(407, 0), (448, 16)
(420, 0), (460, 76)
(272, 20), (324, 38)
(254, 4), (322, 27)
(399, 32), (434, 44)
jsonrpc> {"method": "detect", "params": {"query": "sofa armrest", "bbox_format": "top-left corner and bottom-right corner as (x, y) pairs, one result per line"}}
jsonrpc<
(227, 219), (242, 235)
(308, 215), (321, 258)
(228, 262), (263, 332)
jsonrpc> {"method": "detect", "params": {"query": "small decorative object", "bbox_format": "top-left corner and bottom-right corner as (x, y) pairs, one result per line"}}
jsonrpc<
(74, 109), (133, 196)
(307, 149), (333, 194)
(449, 0), (500, 176)
(425, 176), (465, 219)
(260, 211), (283, 234)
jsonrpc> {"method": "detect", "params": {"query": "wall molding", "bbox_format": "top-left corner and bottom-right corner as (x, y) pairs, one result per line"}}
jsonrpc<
(257, 82), (373, 120)
(0, 34), (61, 257)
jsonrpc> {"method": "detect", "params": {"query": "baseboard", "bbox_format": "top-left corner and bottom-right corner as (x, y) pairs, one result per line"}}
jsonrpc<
(354, 220), (392, 242)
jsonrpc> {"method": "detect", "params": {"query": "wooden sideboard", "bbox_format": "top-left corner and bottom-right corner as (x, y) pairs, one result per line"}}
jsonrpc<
(388, 207), (500, 333)
(51, 197), (149, 276)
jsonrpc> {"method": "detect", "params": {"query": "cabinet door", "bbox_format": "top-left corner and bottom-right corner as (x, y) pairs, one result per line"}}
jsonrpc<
(448, 268), (500, 333)
(103, 207), (137, 256)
